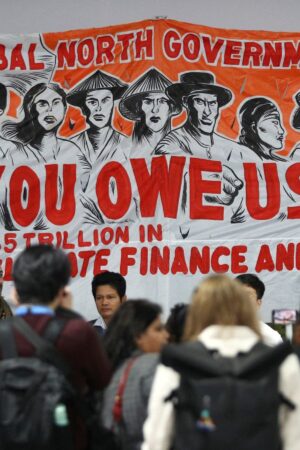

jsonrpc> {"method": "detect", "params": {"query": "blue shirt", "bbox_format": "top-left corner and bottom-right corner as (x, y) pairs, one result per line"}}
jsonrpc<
(15, 305), (55, 316)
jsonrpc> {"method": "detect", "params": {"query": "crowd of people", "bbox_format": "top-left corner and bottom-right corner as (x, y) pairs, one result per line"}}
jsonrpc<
(0, 245), (300, 450)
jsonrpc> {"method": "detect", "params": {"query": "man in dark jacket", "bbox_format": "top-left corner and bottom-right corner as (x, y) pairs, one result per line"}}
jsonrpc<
(3, 244), (112, 450)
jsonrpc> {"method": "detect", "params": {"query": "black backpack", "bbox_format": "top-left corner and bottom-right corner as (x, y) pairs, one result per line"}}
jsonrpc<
(162, 340), (294, 450)
(0, 316), (76, 450)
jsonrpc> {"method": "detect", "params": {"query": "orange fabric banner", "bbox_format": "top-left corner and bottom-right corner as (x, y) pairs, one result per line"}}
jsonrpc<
(1, 19), (300, 322)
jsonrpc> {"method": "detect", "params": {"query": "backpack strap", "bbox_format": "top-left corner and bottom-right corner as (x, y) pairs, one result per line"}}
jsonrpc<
(0, 318), (18, 359)
(42, 317), (67, 345)
(113, 356), (139, 424)
(12, 316), (71, 377)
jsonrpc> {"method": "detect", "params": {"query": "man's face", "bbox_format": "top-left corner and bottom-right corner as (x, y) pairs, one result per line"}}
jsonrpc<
(243, 285), (261, 308)
(95, 284), (124, 323)
(141, 93), (171, 133)
(85, 89), (114, 129)
(34, 88), (65, 131)
(188, 92), (219, 134)
(257, 111), (285, 150)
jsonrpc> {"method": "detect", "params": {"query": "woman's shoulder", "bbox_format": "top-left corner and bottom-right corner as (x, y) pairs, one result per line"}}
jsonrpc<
(133, 353), (160, 373)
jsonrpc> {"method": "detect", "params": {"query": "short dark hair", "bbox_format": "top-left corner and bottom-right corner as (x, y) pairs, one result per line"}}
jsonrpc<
(12, 245), (71, 305)
(0, 83), (8, 112)
(236, 274), (265, 300)
(91, 271), (126, 300)
(103, 299), (161, 369)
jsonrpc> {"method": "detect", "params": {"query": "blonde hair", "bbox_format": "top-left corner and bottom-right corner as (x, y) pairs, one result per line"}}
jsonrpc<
(184, 274), (262, 341)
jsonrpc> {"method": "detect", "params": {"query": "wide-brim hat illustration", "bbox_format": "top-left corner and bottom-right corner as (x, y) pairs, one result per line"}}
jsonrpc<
(67, 70), (128, 107)
(119, 68), (182, 121)
(292, 92), (300, 129)
(167, 71), (232, 108)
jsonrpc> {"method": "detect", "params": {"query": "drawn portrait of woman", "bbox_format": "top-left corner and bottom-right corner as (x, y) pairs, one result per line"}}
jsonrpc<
(3, 82), (79, 164)
(238, 97), (286, 162)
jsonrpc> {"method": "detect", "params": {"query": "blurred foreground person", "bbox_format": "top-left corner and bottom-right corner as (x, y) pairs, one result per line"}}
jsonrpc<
(142, 275), (300, 450)
(102, 300), (169, 450)
(0, 245), (111, 450)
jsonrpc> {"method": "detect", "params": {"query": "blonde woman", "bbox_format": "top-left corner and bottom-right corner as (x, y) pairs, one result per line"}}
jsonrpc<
(142, 275), (300, 450)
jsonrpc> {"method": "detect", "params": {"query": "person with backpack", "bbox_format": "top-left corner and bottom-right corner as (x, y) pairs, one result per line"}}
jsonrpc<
(0, 244), (112, 450)
(101, 299), (169, 450)
(142, 274), (300, 450)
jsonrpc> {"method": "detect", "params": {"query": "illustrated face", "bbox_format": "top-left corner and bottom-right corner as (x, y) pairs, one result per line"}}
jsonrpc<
(256, 111), (285, 150)
(85, 89), (114, 129)
(34, 88), (65, 131)
(141, 93), (171, 133)
(95, 284), (124, 323)
(188, 92), (219, 134)
(136, 316), (169, 353)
